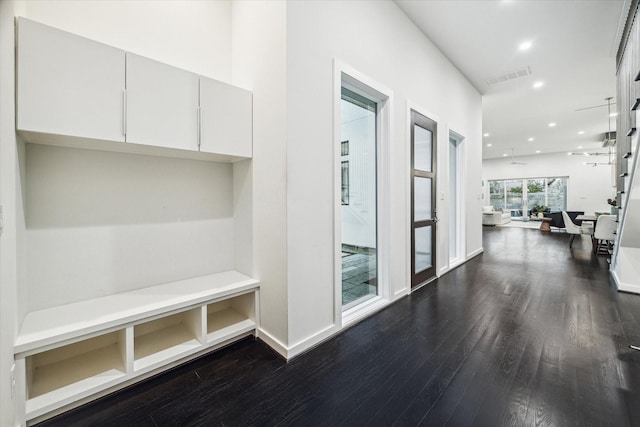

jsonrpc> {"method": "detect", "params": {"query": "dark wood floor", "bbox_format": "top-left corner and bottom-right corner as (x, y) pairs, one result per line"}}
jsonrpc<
(39, 227), (640, 426)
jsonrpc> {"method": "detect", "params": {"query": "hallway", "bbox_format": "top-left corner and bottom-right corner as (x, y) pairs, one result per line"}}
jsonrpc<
(39, 227), (640, 426)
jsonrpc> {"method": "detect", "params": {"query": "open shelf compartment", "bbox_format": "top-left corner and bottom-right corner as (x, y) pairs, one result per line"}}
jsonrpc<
(133, 308), (202, 372)
(206, 292), (256, 344)
(25, 330), (126, 418)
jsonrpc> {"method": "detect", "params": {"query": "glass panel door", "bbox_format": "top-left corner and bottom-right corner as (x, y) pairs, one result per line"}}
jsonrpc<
(411, 110), (437, 288)
(526, 178), (545, 218)
(505, 180), (524, 220)
(340, 87), (378, 309)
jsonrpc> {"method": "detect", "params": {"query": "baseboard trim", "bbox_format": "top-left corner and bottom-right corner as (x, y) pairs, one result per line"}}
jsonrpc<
(287, 324), (341, 360)
(611, 270), (640, 294)
(256, 328), (288, 359)
(467, 247), (484, 259)
(394, 287), (409, 298)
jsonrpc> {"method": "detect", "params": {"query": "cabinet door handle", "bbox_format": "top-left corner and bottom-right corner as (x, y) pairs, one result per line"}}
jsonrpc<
(122, 90), (127, 138)
(197, 107), (202, 150)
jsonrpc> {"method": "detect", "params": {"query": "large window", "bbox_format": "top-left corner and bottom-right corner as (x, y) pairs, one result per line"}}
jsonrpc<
(488, 177), (568, 219)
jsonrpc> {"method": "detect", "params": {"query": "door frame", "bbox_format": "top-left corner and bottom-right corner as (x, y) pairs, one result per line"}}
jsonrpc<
(333, 60), (393, 327)
(448, 129), (466, 267)
(410, 108), (438, 289)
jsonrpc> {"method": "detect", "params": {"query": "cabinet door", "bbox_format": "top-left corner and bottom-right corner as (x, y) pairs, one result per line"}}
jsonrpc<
(16, 18), (125, 142)
(199, 77), (252, 157)
(126, 53), (199, 151)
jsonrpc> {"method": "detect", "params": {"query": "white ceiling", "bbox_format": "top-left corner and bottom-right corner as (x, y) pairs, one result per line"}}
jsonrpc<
(395, 0), (630, 159)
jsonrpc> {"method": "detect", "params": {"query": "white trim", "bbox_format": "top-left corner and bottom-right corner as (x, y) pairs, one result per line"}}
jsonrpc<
(447, 129), (466, 267)
(611, 269), (640, 294)
(333, 59), (393, 328)
(256, 328), (288, 359)
(467, 247), (484, 259)
(394, 287), (409, 298)
(342, 296), (390, 328)
(286, 324), (341, 359)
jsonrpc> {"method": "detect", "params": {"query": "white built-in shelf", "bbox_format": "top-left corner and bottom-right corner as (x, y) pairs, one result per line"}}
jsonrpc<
(133, 310), (202, 372)
(16, 270), (258, 357)
(206, 294), (256, 344)
(15, 270), (259, 423)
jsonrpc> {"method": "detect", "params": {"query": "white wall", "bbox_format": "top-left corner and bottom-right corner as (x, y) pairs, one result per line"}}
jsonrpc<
(285, 0), (483, 348)
(25, 144), (235, 311)
(14, 1), (238, 314)
(22, 0), (231, 82)
(231, 1), (289, 351)
(1, 2), (26, 425)
(482, 152), (615, 215)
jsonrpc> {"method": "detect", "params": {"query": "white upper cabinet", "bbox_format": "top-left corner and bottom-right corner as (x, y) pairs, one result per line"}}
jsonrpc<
(16, 18), (252, 160)
(199, 77), (252, 158)
(16, 18), (125, 142)
(125, 53), (199, 151)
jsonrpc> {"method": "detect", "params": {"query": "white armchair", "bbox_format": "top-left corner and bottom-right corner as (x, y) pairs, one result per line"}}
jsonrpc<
(482, 206), (511, 226)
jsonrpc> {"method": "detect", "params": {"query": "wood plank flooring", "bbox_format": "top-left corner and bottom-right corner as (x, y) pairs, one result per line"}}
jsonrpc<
(38, 227), (640, 426)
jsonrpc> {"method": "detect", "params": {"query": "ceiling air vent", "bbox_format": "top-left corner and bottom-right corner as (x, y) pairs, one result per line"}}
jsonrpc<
(602, 131), (616, 147)
(485, 66), (532, 87)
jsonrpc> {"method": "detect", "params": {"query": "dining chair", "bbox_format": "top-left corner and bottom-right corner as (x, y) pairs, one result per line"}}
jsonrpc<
(594, 214), (617, 255)
(562, 211), (592, 248)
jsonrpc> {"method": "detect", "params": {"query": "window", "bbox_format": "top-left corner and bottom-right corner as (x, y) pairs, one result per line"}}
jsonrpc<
(340, 87), (378, 308)
(488, 177), (568, 219)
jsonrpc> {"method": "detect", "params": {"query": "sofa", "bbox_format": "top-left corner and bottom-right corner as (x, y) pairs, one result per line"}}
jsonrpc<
(482, 206), (511, 226)
(543, 211), (584, 228)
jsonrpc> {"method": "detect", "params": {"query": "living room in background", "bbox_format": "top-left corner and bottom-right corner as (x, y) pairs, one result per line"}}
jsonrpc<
(488, 177), (568, 220)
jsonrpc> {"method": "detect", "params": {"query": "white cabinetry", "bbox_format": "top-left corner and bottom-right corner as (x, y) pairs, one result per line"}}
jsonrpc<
(13, 18), (257, 424)
(16, 18), (125, 143)
(16, 271), (259, 423)
(16, 17), (252, 161)
(125, 53), (199, 151)
(200, 77), (253, 157)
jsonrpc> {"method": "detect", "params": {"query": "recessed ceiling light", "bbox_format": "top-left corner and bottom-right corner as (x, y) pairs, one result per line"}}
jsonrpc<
(578, 130), (585, 135)
(528, 137), (535, 142)
(483, 133), (490, 137)
(548, 122), (556, 127)
(518, 41), (532, 51)
(609, 112), (618, 117)
(567, 152), (573, 155)
(533, 81), (544, 89)
(577, 146), (583, 149)
(487, 143), (493, 147)
(503, 153), (508, 157)
(535, 150), (541, 153)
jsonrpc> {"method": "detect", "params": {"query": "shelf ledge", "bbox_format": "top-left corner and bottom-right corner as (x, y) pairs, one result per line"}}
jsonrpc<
(15, 270), (259, 357)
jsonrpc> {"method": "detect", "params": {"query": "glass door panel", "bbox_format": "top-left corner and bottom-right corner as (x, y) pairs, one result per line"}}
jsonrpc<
(414, 177), (432, 222)
(505, 180), (523, 220)
(527, 178), (545, 218)
(415, 226), (433, 273)
(414, 125), (433, 172)
(411, 110), (437, 288)
(547, 177), (568, 211)
(489, 180), (505, 210)
(340, 87), (378, 309)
